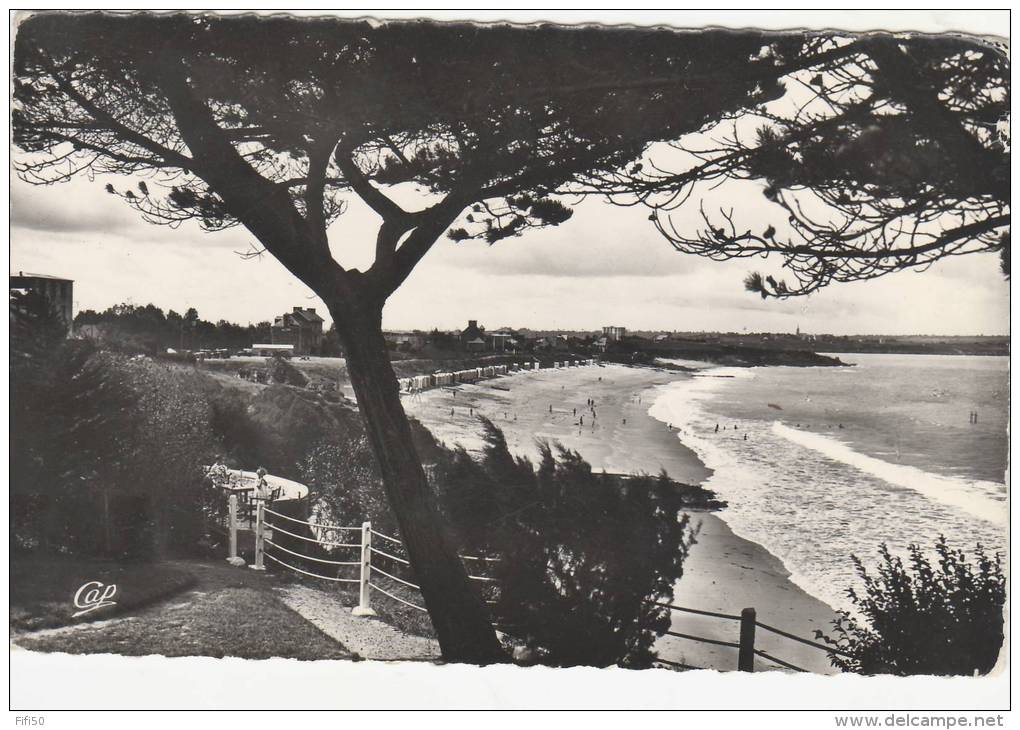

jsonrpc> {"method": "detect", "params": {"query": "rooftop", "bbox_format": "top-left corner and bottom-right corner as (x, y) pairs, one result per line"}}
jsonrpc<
(10, 272), (74, 282)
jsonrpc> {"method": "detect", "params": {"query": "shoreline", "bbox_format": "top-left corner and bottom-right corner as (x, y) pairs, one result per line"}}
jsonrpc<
(402, 363), (841, 672)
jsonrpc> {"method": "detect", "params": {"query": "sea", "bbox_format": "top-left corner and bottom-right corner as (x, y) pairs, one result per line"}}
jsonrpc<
(648, 353), (1009, 613)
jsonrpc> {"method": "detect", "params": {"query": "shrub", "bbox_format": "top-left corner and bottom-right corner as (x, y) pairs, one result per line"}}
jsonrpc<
(11, 338), (138, 556)
(431, 418), (696, 668)
(821, 537), (1005, 675)
(266, 355), (308, 387)
(12, 338), (222, 559)
(300, 431), (395, 534)
(118, 357), (219, 557)
(233, 384), (361, 477)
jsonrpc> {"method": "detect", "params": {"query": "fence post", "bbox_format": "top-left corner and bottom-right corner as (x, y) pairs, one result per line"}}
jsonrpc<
(738, 607), (756, 672)
(352, 521), (377, 616)
(226, 492), (238, 562)
(250, 502), (266, 571)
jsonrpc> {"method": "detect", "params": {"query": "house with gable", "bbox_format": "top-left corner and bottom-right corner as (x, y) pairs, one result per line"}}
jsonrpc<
(271, 306), (324, 355)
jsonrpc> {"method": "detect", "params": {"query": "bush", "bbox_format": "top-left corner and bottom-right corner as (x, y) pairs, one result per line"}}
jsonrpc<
(821, 537), (1005, 676)
(11, 338), (138, 556)
(432, 418), (696, 668)
(12, 337), (222, 560)
(266, 355), (308, 387)
(118, 357), (219, 557)
(231, 384), (361, 477)
(300, 432), (395, 534)
(299, 416), (699, 666)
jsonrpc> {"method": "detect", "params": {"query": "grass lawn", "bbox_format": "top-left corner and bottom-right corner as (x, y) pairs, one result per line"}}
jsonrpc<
(13, 560), (350, 661)
(11, 556), (196, 631)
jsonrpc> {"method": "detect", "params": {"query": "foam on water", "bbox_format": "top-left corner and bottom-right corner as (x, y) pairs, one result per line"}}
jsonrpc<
(772, 422), (1006, 527)
(647, 366), (1007, 612)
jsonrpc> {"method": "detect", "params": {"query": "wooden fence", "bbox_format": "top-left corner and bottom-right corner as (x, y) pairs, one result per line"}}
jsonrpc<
(650, 601), (851, 672)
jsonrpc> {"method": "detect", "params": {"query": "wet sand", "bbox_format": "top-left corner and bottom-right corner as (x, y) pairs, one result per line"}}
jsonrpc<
(403, 363), (841, 673)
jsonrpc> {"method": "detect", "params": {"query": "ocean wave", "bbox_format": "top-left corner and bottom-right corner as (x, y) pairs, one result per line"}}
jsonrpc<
(771, 422), (1007, 527)
(646, 369), (1007, 613)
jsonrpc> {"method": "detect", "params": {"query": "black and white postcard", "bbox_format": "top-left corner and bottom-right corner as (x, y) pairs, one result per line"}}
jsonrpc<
(8, 9), (1011, 720)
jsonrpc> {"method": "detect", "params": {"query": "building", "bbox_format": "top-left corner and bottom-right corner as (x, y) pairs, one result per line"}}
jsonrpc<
(383, 331), (428, 352)
(459, 319), (485, 350)
(10, 272), (74, 335)
(457, 320), (520, 352)
(537, 335), (569, 352)
(251, 343), (294, 358)
(602, 325), (626, 341)
(271, 306), (324, 355)
(488, 329), (517, 352)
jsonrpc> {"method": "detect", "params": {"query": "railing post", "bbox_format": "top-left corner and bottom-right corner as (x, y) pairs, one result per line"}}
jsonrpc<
(226, 491), (239, 562)
(250, 502), (266, 571)
(352, 520), (376, 617)
(738, 607), (756, 672)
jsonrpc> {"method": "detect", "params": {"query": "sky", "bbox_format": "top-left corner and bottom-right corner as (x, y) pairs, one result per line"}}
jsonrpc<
(8, 10), (1011, 337)
(11, 173), (1009, 336)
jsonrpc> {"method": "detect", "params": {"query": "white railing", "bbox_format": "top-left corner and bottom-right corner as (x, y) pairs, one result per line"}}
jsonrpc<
(250, 507), (500, 618)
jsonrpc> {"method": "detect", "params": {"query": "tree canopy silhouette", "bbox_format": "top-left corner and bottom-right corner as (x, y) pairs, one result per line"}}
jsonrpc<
(13, 12), (1007, 663)
(585, 34), (1009, 297)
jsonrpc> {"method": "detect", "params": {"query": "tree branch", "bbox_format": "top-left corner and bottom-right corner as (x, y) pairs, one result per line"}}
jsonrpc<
(334, 150), (412, 224)
(42, 57), (197, 172)
(155, 58), (336, 290)
(369, 197), (468, 298)
(303, 138), (338, 245)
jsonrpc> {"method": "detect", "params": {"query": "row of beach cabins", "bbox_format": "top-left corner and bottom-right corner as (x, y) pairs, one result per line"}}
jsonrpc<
(398, 359), (596, 394)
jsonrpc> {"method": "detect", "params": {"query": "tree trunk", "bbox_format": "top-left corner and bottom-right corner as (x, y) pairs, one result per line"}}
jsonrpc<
(331, 297), (507, 664)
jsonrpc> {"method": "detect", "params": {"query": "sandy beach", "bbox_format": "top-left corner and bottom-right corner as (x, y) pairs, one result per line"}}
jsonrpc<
(404, 364), (711, 482)
(403, 363), (841, 673)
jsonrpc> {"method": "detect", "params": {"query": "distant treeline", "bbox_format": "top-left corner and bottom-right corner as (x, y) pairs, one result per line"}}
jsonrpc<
(73, 302), (341, 355)
(642, 333), (1009, 357)
(615, 337), (845, 368)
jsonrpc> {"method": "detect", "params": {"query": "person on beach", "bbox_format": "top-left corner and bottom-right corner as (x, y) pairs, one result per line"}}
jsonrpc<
(714, 423), (719, 433)
(580, 415), (584, 426)
(573, 407), (577, 416)
(623, 418), (626, 425)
